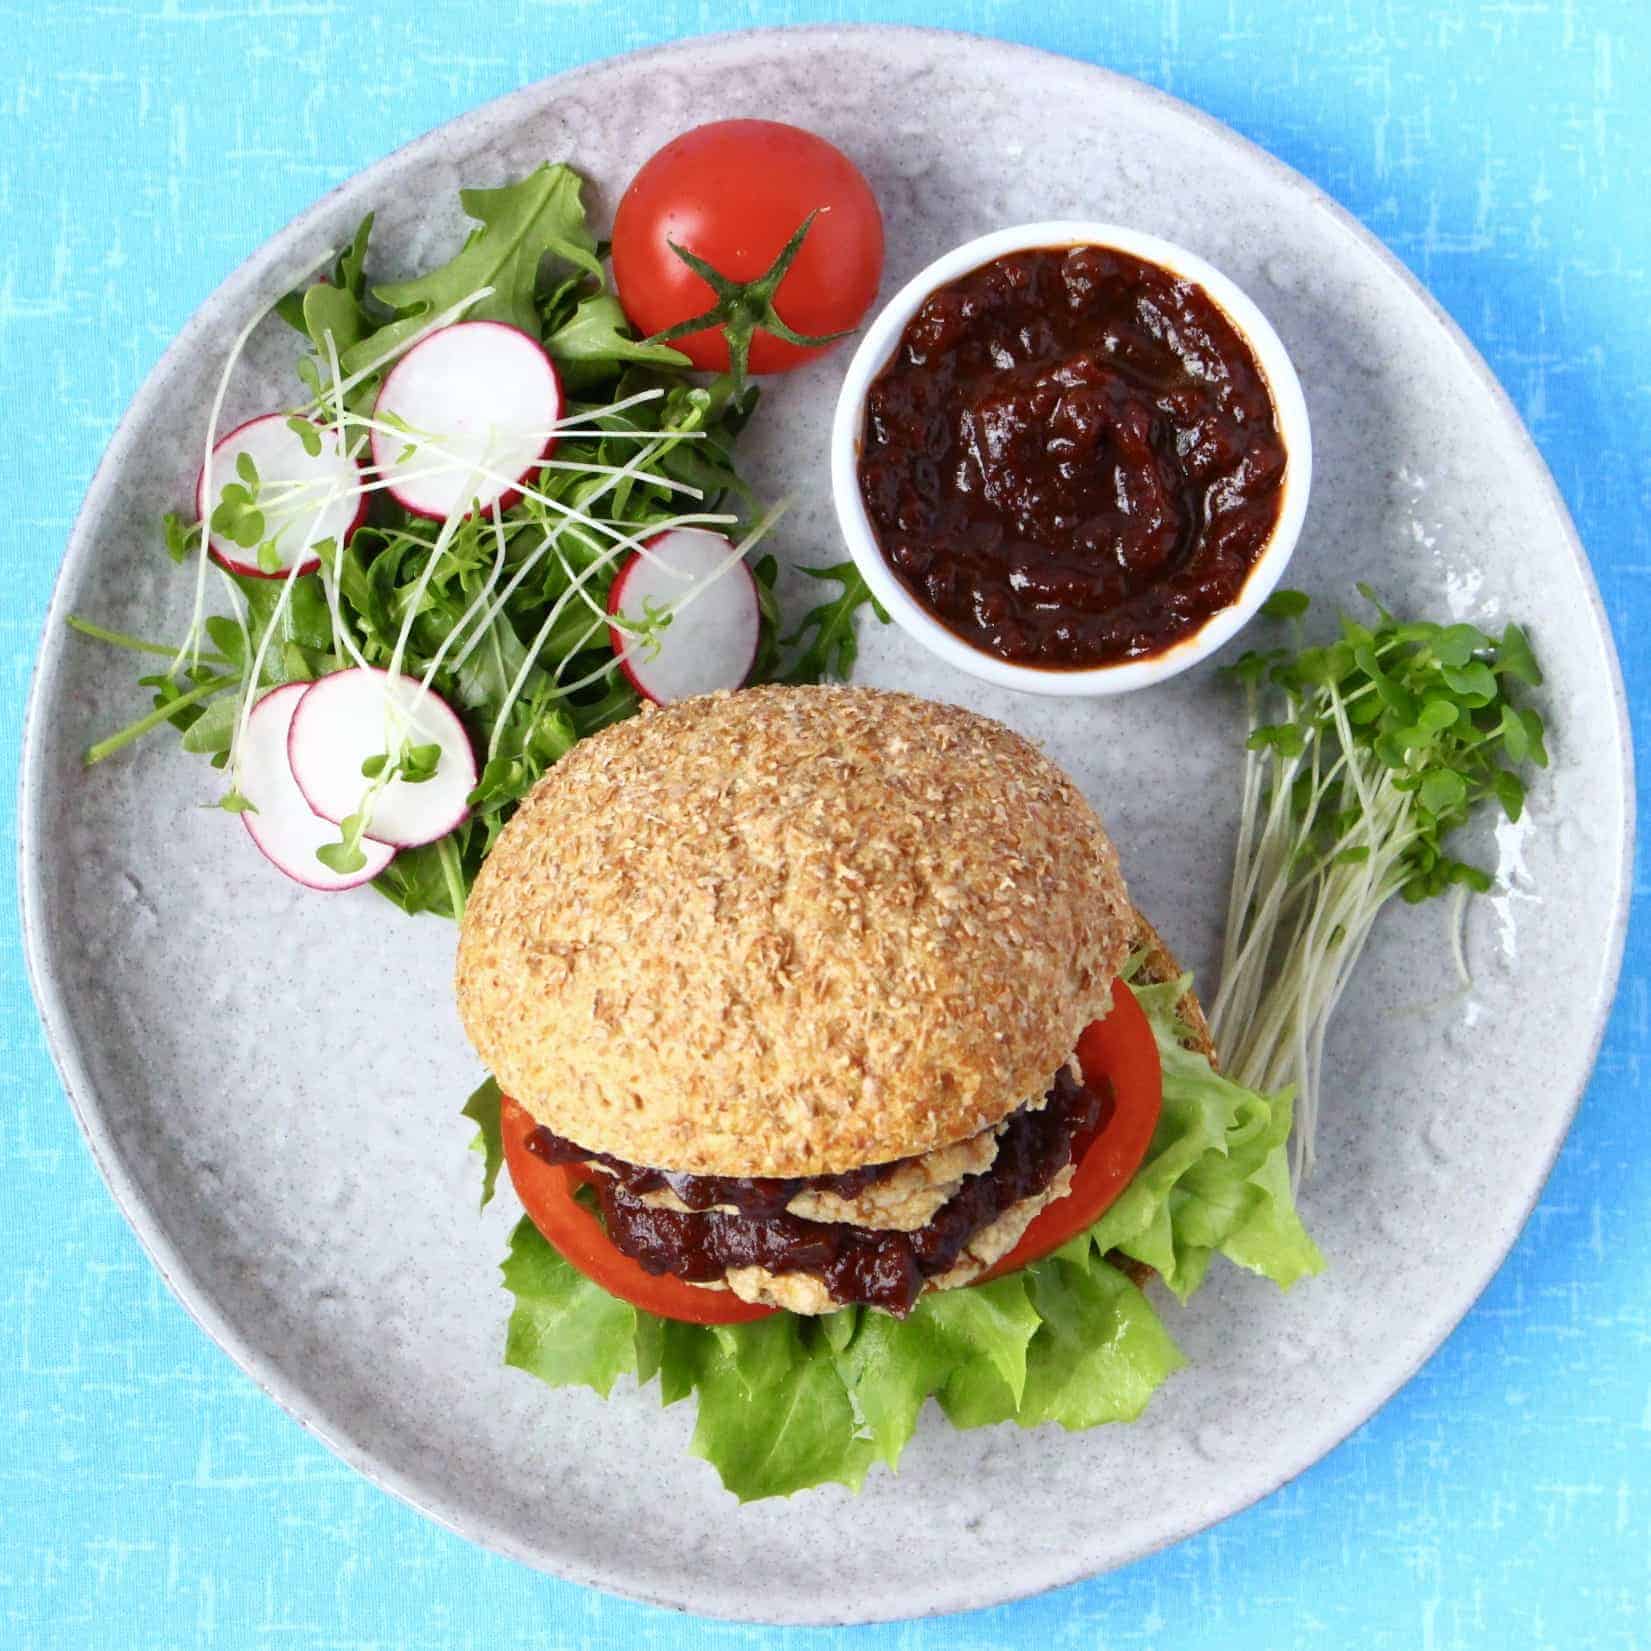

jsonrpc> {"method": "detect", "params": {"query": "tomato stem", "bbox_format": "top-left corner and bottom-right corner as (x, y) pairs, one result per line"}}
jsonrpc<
(642, 210), (852, 395)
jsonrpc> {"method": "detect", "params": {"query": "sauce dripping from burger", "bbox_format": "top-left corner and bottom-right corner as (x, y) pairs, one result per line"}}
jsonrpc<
(530, 1065), (1111, 1315)
(524, 1127), (909, 1219)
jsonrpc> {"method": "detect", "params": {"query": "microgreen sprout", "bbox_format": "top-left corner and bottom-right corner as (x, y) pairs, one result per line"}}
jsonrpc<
(1208, 587), (1548, 1183)
(612, 594), (674, 656)
(316, 809), (375, 876)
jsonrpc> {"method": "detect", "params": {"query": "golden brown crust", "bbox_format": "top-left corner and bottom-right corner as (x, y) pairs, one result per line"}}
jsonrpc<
(455, 684), (1135, 1176)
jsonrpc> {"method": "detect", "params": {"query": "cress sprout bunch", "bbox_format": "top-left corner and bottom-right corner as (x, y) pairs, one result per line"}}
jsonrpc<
(70, 165), (886, 917)
(1208, 586), (1548, 1181)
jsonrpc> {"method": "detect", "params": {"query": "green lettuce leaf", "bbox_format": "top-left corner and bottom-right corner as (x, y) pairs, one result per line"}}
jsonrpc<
(461, 1077), (504, 1211)
(690, 1316), (876, 1499)
(501, 1216), (636, 1396)
(476, 979), (1323, 1501)
(1122, 969), (1324, 1296)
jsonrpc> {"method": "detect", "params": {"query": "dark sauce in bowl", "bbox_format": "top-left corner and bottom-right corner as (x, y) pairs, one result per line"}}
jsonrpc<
(856, 243), (1288, 670)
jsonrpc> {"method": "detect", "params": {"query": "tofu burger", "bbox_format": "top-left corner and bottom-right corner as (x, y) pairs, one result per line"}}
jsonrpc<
(456, 685), (1319, 1494)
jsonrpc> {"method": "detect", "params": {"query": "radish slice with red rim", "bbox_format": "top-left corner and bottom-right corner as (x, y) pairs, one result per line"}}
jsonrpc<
(370, 321), (562, 521)
(197, 414), (365, 580)
(240, 682), (396, 891)
(607, 528), (760, 705)
(286, 667), (477, 848)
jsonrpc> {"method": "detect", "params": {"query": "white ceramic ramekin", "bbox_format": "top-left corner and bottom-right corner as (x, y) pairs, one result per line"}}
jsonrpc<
(830, 222), (1312, 696)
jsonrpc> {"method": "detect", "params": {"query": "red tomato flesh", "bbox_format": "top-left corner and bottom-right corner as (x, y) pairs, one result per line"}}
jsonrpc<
(500, 1095), (776, 1324)
(976, 978), (1163, 1281)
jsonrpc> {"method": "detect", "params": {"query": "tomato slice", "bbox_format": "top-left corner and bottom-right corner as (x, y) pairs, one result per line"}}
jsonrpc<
(977, 977), (1163, 1283)
(500, 1096), (776, 1325)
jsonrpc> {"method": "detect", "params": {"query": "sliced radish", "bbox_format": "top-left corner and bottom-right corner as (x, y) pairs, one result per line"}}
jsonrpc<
(608, 529), (761, 705)
(370, 321), (561, 521)
(197, 413), (365, 580)
(239, 682), (396, 891)
(286, 668), (476, 849)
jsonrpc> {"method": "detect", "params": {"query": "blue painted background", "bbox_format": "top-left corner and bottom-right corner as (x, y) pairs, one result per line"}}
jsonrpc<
(3, 3), (1647, 1646)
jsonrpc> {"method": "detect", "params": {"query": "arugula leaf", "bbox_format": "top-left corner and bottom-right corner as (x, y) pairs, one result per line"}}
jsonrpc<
(370, 838), (470, 920)
(179, 694), (239, 756)
(544, 292), (692, 389)
(278, 213), (375, 337)
(304, 281), (370, 359)
(780, 563), (890, 684)
(371, 164), (599, 343)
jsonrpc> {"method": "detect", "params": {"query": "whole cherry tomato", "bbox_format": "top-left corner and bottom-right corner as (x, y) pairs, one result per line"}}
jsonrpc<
(611, 119), (884, 389)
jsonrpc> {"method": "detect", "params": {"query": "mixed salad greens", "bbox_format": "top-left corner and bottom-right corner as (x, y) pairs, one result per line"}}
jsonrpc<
(464, 960), (1322, 1501)
(70, 164), (887, 917)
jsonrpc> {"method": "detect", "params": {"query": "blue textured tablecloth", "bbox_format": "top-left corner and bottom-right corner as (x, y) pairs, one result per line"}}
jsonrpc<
(4, 3), (1647, 1645)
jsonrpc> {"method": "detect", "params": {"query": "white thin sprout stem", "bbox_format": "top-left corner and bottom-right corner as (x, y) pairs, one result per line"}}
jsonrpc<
(1211, 741), (1308, 1042)
(479, 477), (706, 754)
(565, 553), (633, 636)
(490, 502), (785, 751)
(298, 286), (496, 415)
(1212, 659), (1459, 1185)
(488, 550), (617, 758)
(545, 616), (615, 695)
(380, 459), (481, 752)
(416, 500), (512, 698)
(1448, 883), (1472, 987)
(450, 505), (735, 682)
(449, 427), (730, 679)
(333, 412), (696, 539)
(172, 246), (337, 679)
(561, 503), (788, 698)
(553, 385), (669, 424)
(319, 552), (372, 674)
(1218, 677), (1266, 987)
(331, 399), (702, 497)
(1233, 780), (1390, 1081)
(321, 330), (374, 674)
(225, 485), (341, 789)
(329, 426), (702, 498)
(450, 520), (560, 679)
(548, 426), (707, 441)
(210, 566), (252, 670)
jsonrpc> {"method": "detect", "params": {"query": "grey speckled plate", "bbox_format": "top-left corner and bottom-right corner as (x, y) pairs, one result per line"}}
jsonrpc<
(19, 26), (1633, 1626)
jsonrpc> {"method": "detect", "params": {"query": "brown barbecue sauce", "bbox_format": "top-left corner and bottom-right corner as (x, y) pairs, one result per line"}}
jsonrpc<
(527, 1066), (1110, 1315)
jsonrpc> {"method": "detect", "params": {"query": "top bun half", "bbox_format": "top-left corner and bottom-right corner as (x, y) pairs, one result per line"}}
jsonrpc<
(455, 684), (1134, 1176)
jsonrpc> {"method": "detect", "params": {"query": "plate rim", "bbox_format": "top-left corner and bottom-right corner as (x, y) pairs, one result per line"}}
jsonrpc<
(16, 22), (1637, 1626)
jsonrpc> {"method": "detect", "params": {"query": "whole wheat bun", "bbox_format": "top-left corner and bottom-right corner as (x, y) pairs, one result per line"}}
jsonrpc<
(455, 684), (1136, 1176)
